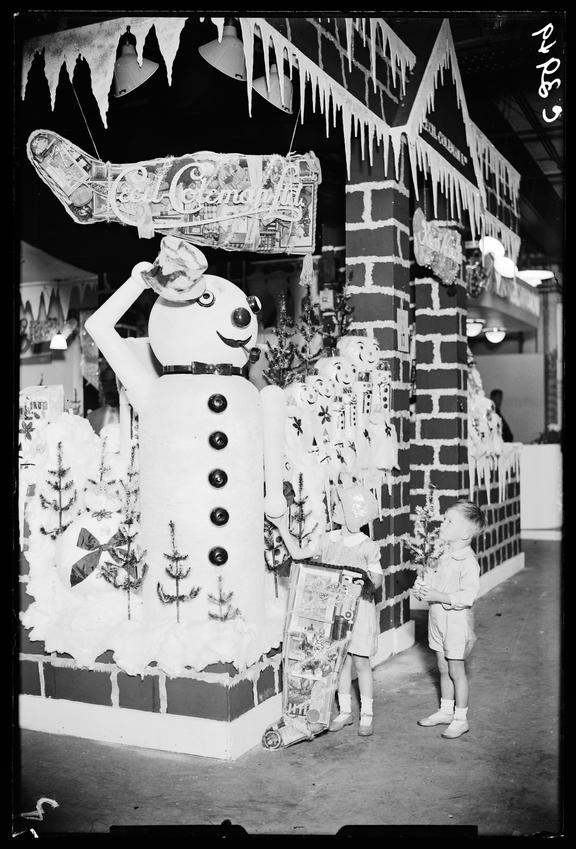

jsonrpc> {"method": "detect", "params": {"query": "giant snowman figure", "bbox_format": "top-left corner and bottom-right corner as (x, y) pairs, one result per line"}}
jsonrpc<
(85, 236), (286, 633)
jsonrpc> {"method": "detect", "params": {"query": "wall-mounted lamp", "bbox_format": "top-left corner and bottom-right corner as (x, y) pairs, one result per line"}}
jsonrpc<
(517, 269), (554, 287)
(114, 26), (159, 98)
(198, 23), (247, 80)
(466, 318), (486, 338)
(493, 256), (517, 278)
(253, 64), (293, 113)
(478, 236), (505, 259)
(484, 327), (507, 344)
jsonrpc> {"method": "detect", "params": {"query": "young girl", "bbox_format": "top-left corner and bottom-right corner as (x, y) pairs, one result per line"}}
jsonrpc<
(269, 485), (383, 737)
(414, 499), (485, 739)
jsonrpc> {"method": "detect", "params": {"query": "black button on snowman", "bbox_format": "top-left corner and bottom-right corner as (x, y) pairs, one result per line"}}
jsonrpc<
(85, 236), (288, 632)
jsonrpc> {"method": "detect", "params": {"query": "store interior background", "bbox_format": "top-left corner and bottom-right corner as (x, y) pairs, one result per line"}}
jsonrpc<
(16, 13), (563, 445)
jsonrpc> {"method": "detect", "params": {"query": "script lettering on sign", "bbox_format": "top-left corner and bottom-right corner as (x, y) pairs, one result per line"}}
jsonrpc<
(412, 208), (462, 286)
(27, 130), (321, 255)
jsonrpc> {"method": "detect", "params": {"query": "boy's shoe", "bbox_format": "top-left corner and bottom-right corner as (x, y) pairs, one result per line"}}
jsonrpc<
(417, 710), (454, 727)
(329, 713), (354, 732)
(358, 715), (373, 737)
(441, 719), (470, 739)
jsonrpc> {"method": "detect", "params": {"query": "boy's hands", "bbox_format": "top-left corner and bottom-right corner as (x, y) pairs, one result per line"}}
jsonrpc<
(418, 585), (450, 604)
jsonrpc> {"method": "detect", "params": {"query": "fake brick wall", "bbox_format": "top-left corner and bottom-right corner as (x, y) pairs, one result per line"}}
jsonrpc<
(18, 633), (283, 719)
(345, 136), (413, 637)
(473, 475), (522, 575)
(410, 273), (469, 517)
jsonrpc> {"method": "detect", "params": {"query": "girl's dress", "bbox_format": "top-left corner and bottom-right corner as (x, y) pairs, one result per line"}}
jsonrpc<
(312, 530), (382, 657)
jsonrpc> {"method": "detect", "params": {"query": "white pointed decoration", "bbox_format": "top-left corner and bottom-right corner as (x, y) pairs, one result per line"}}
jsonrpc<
(150, 18), (187, 87)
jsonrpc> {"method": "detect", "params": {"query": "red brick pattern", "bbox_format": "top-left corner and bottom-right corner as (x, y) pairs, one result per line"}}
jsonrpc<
(473, 475), (522, 575)
(345, 136), (413, 636)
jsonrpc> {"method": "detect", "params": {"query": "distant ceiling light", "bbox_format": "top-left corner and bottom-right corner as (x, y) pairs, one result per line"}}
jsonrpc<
(114, 26), (159, 98)
(253, 64), (293, 113)
(198, 23), (247, 81)
(478, 236), (505, 259)
(484, 327), (507, 344)
(49, 331), (68, 350)
(466, 318), (486, 338)
(517, 269), (554, 286)
(494, 256), (517, 278)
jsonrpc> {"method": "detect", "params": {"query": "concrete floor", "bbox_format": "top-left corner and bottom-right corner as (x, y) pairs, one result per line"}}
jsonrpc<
(13, 539), (562, 838)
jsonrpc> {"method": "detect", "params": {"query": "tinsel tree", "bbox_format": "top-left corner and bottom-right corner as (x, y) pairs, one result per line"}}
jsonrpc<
(39, 441), (77, 539)
(263, 517), (292, 598)
(262, 292), (298, 388)
(207, 574), (241, 622)
(156, 520), (200, 623)
(85, 436), (119, 520)
(405, 484), (446, 576)
(100, 446), (147, 620)
(288, 473), (319, 548)
(294, 285), (323, 378)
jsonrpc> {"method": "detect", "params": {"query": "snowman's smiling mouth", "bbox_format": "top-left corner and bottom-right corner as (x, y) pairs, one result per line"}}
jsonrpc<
(217, 332), (252, 348)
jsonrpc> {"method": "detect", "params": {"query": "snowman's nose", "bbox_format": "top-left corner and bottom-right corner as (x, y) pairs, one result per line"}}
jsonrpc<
(231, 307), (251, 328)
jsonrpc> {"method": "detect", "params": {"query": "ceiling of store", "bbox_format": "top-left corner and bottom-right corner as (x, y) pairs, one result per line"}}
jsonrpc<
(14, 12), (565, 279)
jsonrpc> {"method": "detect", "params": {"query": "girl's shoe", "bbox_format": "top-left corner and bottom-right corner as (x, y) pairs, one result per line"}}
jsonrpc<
(329, 713), (354, 732)
(358, 715), (373, 737)
(441, 719), (470, 739)
(417, 710), (454, 726)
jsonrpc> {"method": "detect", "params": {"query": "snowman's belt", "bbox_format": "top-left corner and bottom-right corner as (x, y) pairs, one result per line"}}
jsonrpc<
(162, 362), (249, 377)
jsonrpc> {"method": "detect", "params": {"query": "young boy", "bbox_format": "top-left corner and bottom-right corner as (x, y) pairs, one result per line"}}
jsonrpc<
(415, 499), (485, 739)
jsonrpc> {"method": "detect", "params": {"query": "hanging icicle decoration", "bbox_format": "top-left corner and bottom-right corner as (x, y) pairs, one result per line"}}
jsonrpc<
(471, 122), (521, 214)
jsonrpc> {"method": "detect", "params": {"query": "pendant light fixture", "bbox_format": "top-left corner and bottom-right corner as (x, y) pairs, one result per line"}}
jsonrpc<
(198, 22), (247, 80)
(517, 269), (554, 286)
(114, 26), (159, 98)
(484, 327), (507, 344)
(49, 331), (68, 350)
(253, 64), (294, 113)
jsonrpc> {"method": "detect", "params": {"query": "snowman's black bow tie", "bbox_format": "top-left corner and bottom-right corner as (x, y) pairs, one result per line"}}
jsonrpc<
(162, 361), (249, 377)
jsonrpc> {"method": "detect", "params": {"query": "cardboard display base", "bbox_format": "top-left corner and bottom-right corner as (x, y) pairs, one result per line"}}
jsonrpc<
(19, 692), (282, 761)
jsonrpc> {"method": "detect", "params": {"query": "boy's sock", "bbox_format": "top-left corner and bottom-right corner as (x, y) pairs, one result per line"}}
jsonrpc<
(337, 693), (352, 715)
(440, 698), (455, 714)
(360, 697), (373, 723)
(454, 706), (468, 722)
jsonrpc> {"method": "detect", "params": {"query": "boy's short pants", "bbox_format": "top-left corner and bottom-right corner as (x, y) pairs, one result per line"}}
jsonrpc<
(428, 605), (477, 660)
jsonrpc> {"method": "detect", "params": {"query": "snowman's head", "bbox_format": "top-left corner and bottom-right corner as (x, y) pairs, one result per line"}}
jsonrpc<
(337, 335), (380, 370)
(307, 374), (335, 401)
(315, 356), (357, 390)
(148, 274), (261, 367)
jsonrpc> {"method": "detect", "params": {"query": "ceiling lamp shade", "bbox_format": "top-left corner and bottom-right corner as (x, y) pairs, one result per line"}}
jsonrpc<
(484, 327), (507, 344)
(49, 331), (68, 350)
(198, 24), (247, 80)
(466, 318), (486, 338)
(478, 236), (505, 259)
(253, 64), (293, 113)
(494, 256), (517, 278)
(517, 269), (554, 286)
(114, 27), (159, 98)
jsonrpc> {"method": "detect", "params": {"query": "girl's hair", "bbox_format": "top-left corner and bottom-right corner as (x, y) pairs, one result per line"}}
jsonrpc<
(453, 500), (486, 534)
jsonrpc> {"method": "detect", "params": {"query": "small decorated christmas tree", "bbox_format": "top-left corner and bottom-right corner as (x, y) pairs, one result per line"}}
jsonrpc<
(39, 441), (77, 539)
(100, 447), (147, 620)
(288, 473), (319, 548)
(207, 574), (241, 621)
(405, 483), (445, 576)
(262, 292), (298, 388)
(156, 520), (200, 623)
(86, 436), (119, 520)
(294, 285), (323, 378)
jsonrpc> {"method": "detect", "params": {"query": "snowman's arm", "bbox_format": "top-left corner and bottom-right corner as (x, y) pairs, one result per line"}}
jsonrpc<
(84, 262), (155, 413)
(260, 385), (288, 520)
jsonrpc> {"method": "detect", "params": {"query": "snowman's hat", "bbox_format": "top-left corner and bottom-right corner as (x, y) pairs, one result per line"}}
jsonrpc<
(141, 236), (208, 302)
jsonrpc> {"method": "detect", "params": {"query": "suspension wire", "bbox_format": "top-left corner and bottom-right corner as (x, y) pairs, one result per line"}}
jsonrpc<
(71, 82), (102, 161)
(287, 105), (302, 157)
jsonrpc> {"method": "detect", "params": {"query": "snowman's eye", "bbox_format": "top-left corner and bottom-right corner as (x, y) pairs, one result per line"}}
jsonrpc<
(198, 291), (215, 307)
